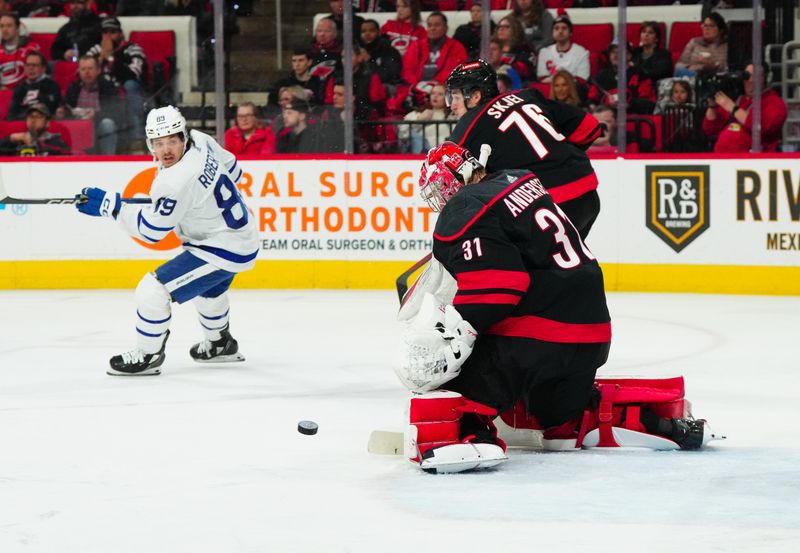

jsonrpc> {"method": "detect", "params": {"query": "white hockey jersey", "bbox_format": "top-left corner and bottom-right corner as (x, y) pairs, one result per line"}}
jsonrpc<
(536, 42), (590, 81)
(118, 130), (259, 273)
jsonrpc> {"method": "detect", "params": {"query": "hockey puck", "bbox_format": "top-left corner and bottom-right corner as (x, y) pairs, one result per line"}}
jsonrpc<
(297, 420), (319, 435)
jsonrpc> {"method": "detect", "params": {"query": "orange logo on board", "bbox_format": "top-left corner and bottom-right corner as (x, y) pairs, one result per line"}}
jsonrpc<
(123, 167), (181, 251)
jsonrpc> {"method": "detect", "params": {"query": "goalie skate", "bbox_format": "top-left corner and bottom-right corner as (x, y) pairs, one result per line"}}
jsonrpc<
(107, 331), (169, 376)
(190, 327), (245, 363)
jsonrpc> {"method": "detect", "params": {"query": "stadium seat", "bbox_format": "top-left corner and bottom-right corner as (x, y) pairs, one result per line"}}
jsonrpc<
(53, 61), (78, 95)
(626, 22), (667, 49)
(58, 119), (94, 154)
(668, 22), (703, 65)
(626, 115), (661, 153)
(529, 82), (551, 97)
(129, 31), (176, 91)
(572, 23), (614, 54)
(29, 33), (57, 61)
(0, 89), (13, 120)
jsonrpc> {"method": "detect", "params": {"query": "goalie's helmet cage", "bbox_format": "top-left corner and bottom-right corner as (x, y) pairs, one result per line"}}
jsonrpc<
(145, 106), (188, 154)
(419, 141), (483, 212)
(445, 59), (499, 107)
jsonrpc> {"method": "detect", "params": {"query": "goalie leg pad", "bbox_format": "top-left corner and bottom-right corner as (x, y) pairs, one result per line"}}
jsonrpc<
(134, 272), (172, 354)
(405, 391), (508, 473)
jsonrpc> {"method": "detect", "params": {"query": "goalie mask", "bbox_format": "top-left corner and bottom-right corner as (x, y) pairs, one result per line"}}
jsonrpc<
(145, 105), (188, 154)
(419, 142), (483, 212)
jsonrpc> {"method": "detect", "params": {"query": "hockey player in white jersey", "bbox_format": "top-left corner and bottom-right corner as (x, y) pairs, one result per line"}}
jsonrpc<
(76, 106), (259, 376)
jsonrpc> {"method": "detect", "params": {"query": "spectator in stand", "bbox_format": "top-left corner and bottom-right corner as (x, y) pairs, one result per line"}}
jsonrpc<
(61, 54), (121, 155)
(590, 40), (655, 114)
(587, 104), (617, 151)
(0, 12), (41, 91)
(702, 61), (788, 152)
(512, 0), (554, 53)
(327, 0), (364, 43)
(400, 12), (467, 104)
(399, 81), (456, 153)
(360, 19), (402, 88)
(272, 49), (323, 106)
(277, 98), (318, 154)
(493, 15), (535, 83)
(225, 102), (276, 155)
(550, 68), (582, 107)
(536, 12), (589, 84)
(655, 79), (694, 114)
(488, 37), (522, 91)
(675, 12), (728, 77)
(381, 0), (426, 57)
(310, 17), (342, 78)
(326, 44), (387, 119)
(632, 21), (672, 83)
(51, 0), (102, 62)
(453, 3), (496, 60)
(7, 51), (61, 120)
(87, 17), (147, 153)
(0, 102), (70, 156)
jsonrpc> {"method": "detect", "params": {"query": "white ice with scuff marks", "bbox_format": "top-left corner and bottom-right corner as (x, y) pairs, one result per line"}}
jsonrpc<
(1, 290), (798, 553)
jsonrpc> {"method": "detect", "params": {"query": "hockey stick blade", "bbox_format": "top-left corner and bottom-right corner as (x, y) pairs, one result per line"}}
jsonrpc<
(0, 195), (151, 205)
(395, 252), (432, 305)
(367, 430), (404, 455)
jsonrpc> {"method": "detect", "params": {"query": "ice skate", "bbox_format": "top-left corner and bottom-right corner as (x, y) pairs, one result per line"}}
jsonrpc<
(108, 331), (169, 376)
(190, 327), (245, 363)
(670, 418), (725, 450)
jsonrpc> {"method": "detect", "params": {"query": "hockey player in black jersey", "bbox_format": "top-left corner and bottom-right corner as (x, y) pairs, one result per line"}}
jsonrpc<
(393, 142), (721, 474)
(446, 60), (602, 239)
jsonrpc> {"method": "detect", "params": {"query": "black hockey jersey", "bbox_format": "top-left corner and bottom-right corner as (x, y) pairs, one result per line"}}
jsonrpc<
(449, 88), (601, 204)
(433, 170), (610, 343)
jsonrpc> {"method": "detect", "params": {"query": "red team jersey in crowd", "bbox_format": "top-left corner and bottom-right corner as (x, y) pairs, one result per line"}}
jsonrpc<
(380, 19), (427, 56)
(0, 38), (40, 89)
(449, 88), (601, 205)
(433, 169), (610, 342)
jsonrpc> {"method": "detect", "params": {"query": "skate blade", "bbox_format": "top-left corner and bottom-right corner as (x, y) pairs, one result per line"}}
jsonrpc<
(106, 367), (161, 376)
(192, 352), (246, 364)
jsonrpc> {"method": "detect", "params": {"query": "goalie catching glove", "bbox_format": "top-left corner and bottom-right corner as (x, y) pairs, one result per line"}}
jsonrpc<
(393, 293), (477, 393)
(76, 187), (120, 219)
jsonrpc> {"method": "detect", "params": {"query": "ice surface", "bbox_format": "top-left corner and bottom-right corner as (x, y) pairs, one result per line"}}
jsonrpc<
(1, 290), (799, 553)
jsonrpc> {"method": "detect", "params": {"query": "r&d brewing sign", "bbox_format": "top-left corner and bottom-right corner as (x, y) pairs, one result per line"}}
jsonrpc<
(645, 165), (710, 252)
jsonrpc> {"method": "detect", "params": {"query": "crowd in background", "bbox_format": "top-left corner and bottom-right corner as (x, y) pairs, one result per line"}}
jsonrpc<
(0, 0), (788, 156)
(225, 0), (787, 156)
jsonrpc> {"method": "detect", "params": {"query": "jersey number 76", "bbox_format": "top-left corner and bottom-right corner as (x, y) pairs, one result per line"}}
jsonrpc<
(498, 104), (566, 160)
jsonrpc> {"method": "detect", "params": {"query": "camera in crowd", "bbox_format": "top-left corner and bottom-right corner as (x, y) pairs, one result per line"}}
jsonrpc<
(697, 70), (750, 103)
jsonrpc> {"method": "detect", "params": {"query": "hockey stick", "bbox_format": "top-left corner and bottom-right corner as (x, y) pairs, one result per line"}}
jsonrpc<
(0, 190), (151, 205)
(395, 252), (432, 304)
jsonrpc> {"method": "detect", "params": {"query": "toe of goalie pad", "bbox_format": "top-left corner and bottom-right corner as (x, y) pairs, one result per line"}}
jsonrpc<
(582, 427), (681, 450)
(419, 443), (508, 474)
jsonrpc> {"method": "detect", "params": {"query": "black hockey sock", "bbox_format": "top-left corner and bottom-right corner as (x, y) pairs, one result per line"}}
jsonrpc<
(637, 407), (675, 437)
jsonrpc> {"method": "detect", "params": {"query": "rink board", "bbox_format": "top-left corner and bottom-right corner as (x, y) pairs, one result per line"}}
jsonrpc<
(1, 154), (799, 294)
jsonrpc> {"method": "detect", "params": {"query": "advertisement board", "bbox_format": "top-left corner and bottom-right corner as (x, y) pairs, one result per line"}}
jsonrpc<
(1, 155), (799, 294)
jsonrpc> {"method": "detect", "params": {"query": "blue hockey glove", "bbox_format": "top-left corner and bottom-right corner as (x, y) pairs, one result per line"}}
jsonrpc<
(76, 187), (120, 218)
